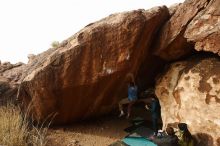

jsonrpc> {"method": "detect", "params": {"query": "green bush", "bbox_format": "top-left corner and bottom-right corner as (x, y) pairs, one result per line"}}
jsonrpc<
(51, 41), (60, 48)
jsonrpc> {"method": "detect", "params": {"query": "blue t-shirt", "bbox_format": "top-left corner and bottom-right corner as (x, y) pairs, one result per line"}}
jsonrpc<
(128, 86), (138, 101)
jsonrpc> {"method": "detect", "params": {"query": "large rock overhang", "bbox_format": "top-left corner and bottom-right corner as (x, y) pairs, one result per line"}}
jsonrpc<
(18, 7), (170, 124)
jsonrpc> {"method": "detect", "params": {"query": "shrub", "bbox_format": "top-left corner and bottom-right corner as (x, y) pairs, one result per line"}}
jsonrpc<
(0, 104), (49, 146)
(51, 41), (60, 48)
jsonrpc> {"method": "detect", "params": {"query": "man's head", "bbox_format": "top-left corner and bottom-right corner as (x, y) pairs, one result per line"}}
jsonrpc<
(147, 88), (155, 100)
(178, 123), (188, 132)
(151, 95), (157, 101)
(166, 127), (175, 136)
(129, 82), (135, 87)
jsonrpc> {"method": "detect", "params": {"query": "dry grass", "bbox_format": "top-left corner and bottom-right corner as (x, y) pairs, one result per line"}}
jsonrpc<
(0, 103), (49, 146)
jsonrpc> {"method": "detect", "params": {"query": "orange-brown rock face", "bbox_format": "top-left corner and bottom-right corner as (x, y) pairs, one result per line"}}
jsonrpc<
(156, 56), (220, 146)
(18, 7), (169, 124)
(153, 0), (210, 61)
(185, 0), (220, 56)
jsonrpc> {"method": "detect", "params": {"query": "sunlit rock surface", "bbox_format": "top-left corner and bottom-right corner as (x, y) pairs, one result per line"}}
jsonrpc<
(156, 55), (220, 146)
(185, 0), (220, 56)
(153, 0), (210, 61)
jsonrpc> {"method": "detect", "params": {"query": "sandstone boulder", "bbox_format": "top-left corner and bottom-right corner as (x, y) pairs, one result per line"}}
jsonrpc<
(153, 0), (210, 61)
(168, 3), (182, 16)
(0, 62), (25, 104)
(155, 55), (220, 146)
(17, 7), (169, 124)
(185, 0), (220, 56)
(27, 54), (36, 64)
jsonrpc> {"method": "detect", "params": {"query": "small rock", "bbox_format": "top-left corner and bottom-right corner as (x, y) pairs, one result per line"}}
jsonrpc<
(67, 139), (80, 146)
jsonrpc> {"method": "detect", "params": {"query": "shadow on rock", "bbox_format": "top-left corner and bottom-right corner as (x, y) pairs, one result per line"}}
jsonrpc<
(194, 133), (213, 146)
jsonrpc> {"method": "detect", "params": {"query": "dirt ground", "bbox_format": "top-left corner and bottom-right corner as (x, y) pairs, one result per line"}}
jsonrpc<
(47, 115), (129, 146)
(46, 105), (154, 146)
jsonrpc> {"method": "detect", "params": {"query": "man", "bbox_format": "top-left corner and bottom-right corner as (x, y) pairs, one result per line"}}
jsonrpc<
(118, 81), (138, 119)
(146, 94), (161, 136)
(177, 123), (195, 146)
(164, 127), (179, 146)
(151, 127), (179, 146)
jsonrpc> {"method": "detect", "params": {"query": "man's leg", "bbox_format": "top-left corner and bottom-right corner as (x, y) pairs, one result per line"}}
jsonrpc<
(152, 117), (158, 136)
(127, 101), (135, 119)
(118, 98), (129, 117)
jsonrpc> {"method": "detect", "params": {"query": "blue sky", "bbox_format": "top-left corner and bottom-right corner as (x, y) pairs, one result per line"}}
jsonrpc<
(0, 0), (184, 63)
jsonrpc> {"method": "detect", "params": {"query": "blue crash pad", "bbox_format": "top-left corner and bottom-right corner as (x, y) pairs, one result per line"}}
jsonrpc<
(122, 137), (157, 146)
